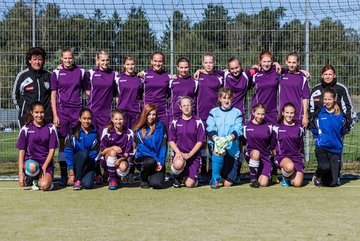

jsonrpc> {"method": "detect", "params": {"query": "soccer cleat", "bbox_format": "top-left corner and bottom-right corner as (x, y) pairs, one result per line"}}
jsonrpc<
(140, 180), (150, 189)
(271, 174), (280, 184)
(281, 176), (291, 187)
(312, 176), (322, 187)
(59, 175), (68, 186)
(210, 179), (220, 189)
(108, 180), (119, 190)
(249, 179), (260, 188)
(31, 180), (40, 191)
(95, 175), (103, 185)
(172, 176), (182, 188)
(73, 180), (82, 191)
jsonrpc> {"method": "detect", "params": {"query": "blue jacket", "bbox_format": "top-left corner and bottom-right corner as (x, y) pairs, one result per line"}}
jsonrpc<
(311, 106), (347, 153)
(64, 124), (100, 170)
(134, 121), (168, 166)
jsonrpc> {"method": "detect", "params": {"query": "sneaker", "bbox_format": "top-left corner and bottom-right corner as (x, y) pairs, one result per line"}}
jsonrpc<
(140, 180), (150, 189)
(281, 176), (291, 187)
(108, 180), (119, 190)
(25, 176), (33, 186)
(73, 180), (82, 191)
(249, 179), (260, 188)
(127, 174), (135, 184)
(210, 179), (220, 189)
(271, 174), (280, 184)
(312, 176), (322, 187)
(31, 180), (40, 191)
(172, 176), (182, 188)
(59, 175), (68, 186)
(95, 175), (103, 185)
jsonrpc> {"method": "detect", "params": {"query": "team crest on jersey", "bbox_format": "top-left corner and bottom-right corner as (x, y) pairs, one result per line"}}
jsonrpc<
(44, 82), (50, 89)
(279, 130), (286, 132)
(59, 73), (66, 76)
(247, 128), (254, 131)
(25, 86), (34, 91)
(176, 124), (183, 127)
(28, 130), (35, 134)
(94, 74), (101, 77)
(172, 81), (180, 85)
(119, 79), (127, 82)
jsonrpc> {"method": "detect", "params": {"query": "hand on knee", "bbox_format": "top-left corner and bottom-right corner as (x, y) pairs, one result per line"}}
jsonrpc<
(171, 156), (185, 175)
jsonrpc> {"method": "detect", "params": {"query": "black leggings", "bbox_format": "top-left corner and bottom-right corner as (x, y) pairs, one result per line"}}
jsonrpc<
(134, 156), (165, 189)
(315, 147), (341, 187)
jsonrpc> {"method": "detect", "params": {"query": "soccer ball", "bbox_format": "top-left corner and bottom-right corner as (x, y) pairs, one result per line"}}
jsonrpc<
(25, 159), (40, 177)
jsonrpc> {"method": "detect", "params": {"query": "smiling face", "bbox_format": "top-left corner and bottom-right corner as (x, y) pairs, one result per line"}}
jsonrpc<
(146, 109), (157, 125)
(61, 51), (74, 69)
(79, 111), (92, 130)
(123, 59), (136, 75)
(112, 113), (124, 131)
(219, 92), (232, 110)
(260, 55), (272, 71)
(177, 61), (190, 78)
(282, 105), (295, 125)
(96, 54), (110, 71)
(29, 55), (44, 71)
(228, 60), (241, 77)
(286, 55), (300, 73)
(31, 105), (45, 126)
(151, 54), (164, 72)
(323, 92), (336, 111)
(322, 69), (336, 84)
(202, 56), (215, 73)
(253, 107), (266, 124)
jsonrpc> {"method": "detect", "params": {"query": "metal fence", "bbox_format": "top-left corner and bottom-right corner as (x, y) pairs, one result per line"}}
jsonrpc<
(0, 0), (359, 175)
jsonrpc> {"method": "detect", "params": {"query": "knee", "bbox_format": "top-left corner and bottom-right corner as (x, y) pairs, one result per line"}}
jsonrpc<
(150, 179), (164, 189)
(258, 176), (269, 187)
(250, 150), (261, 160)
(292, 179), (303, 187)
(119, 161), (129, 172)
(282, 160), (294, 173)
(108, 149), (117, 157)
(172, 157), (185, 170)
(82, 180), (94, 189)
(184, 178), (196, 188)
(39, 179), (52, 191)
(223, 180), (233, 187)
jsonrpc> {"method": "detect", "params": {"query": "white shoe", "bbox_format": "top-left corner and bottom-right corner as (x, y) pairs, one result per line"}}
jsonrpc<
(31, 180), (40, 191)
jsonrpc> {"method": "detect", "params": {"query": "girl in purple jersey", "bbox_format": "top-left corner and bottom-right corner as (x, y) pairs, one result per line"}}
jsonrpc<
(273, 103), (305, 187)
(100, 109), (133, 190)
(244, 104), (273, 188)
(141, 51), (171, 130)
(169, 97), (205, 188)
(84, 50), (118, 184)
(117, 55), (143, 130)
(194, 53), (224, 182)
(51, 48), (85, 186)
(279, 52), (310, 128)
(16, 101), (58, 191)
(169, 57), (198, 123)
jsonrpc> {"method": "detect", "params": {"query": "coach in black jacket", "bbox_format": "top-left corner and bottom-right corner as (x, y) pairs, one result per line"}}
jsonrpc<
(12, 47), (53, 127)
(309, 64), (353, 131)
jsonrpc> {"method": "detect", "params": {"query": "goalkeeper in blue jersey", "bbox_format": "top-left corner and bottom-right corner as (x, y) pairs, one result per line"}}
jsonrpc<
(206, 87), (243, 189)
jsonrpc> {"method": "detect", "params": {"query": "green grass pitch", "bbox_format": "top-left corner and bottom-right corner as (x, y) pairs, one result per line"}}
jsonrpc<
(1, 179), (360, 241)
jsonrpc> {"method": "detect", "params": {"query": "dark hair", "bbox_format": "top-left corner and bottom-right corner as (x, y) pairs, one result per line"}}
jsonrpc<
(321, 64), (336, 75)
(227, 57), (241, 68)
(278, 102), (296, 124)
(26, 47), (46, 68)
(323, 87), (341, 115)
(72, 108), (93, 138)
(176, 57), (190, 66)
(105, 109), (125, 133)
(25, 101), (45, 125)
(151, 51), (164, 61)
(122, 55), (136, 72)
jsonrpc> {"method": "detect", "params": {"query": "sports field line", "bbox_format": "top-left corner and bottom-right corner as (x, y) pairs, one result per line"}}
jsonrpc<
(0, 137), (18, 142)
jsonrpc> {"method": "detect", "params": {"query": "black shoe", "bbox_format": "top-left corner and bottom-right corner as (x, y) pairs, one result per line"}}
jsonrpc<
(24, 176), (33, 186)
(173, 176), (182, 188)
(140, 181), (150, 189)
(312, 176), (322, 187)
(249, 179), (260, 188)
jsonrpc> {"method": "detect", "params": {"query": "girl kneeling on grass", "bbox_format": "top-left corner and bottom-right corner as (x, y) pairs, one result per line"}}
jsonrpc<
(169, 96), (206, 188)
(311, 87), (348, 187)
(243, 104), (274, 188)
(206, 87), (243, 189)
(100, 109), (133, 190)
(133, 103), (168, 189)
(273, 103), (305, 187)
(64, 108), (100, 190)
(16, 101), (58, 191)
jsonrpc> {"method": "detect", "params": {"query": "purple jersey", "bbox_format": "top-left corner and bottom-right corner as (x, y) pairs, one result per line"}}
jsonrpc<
(142, 69), (171, 115)
(116, 72), (143, 114)
(51, 66), (85, 108)
(85, 67), (117, 115)
(243, 121), (273, 160)
(169, 76), (198, 120)
(100, 127), (134, 158)
(251, 66), (279, 124)
(196, 71), (223, 122)
(272, 122), (304, 161)
(168, 116), (205, 157)
(224, 69), (255, 119)
(279, 72), (310, 120)
(16, 121), (58, 164)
